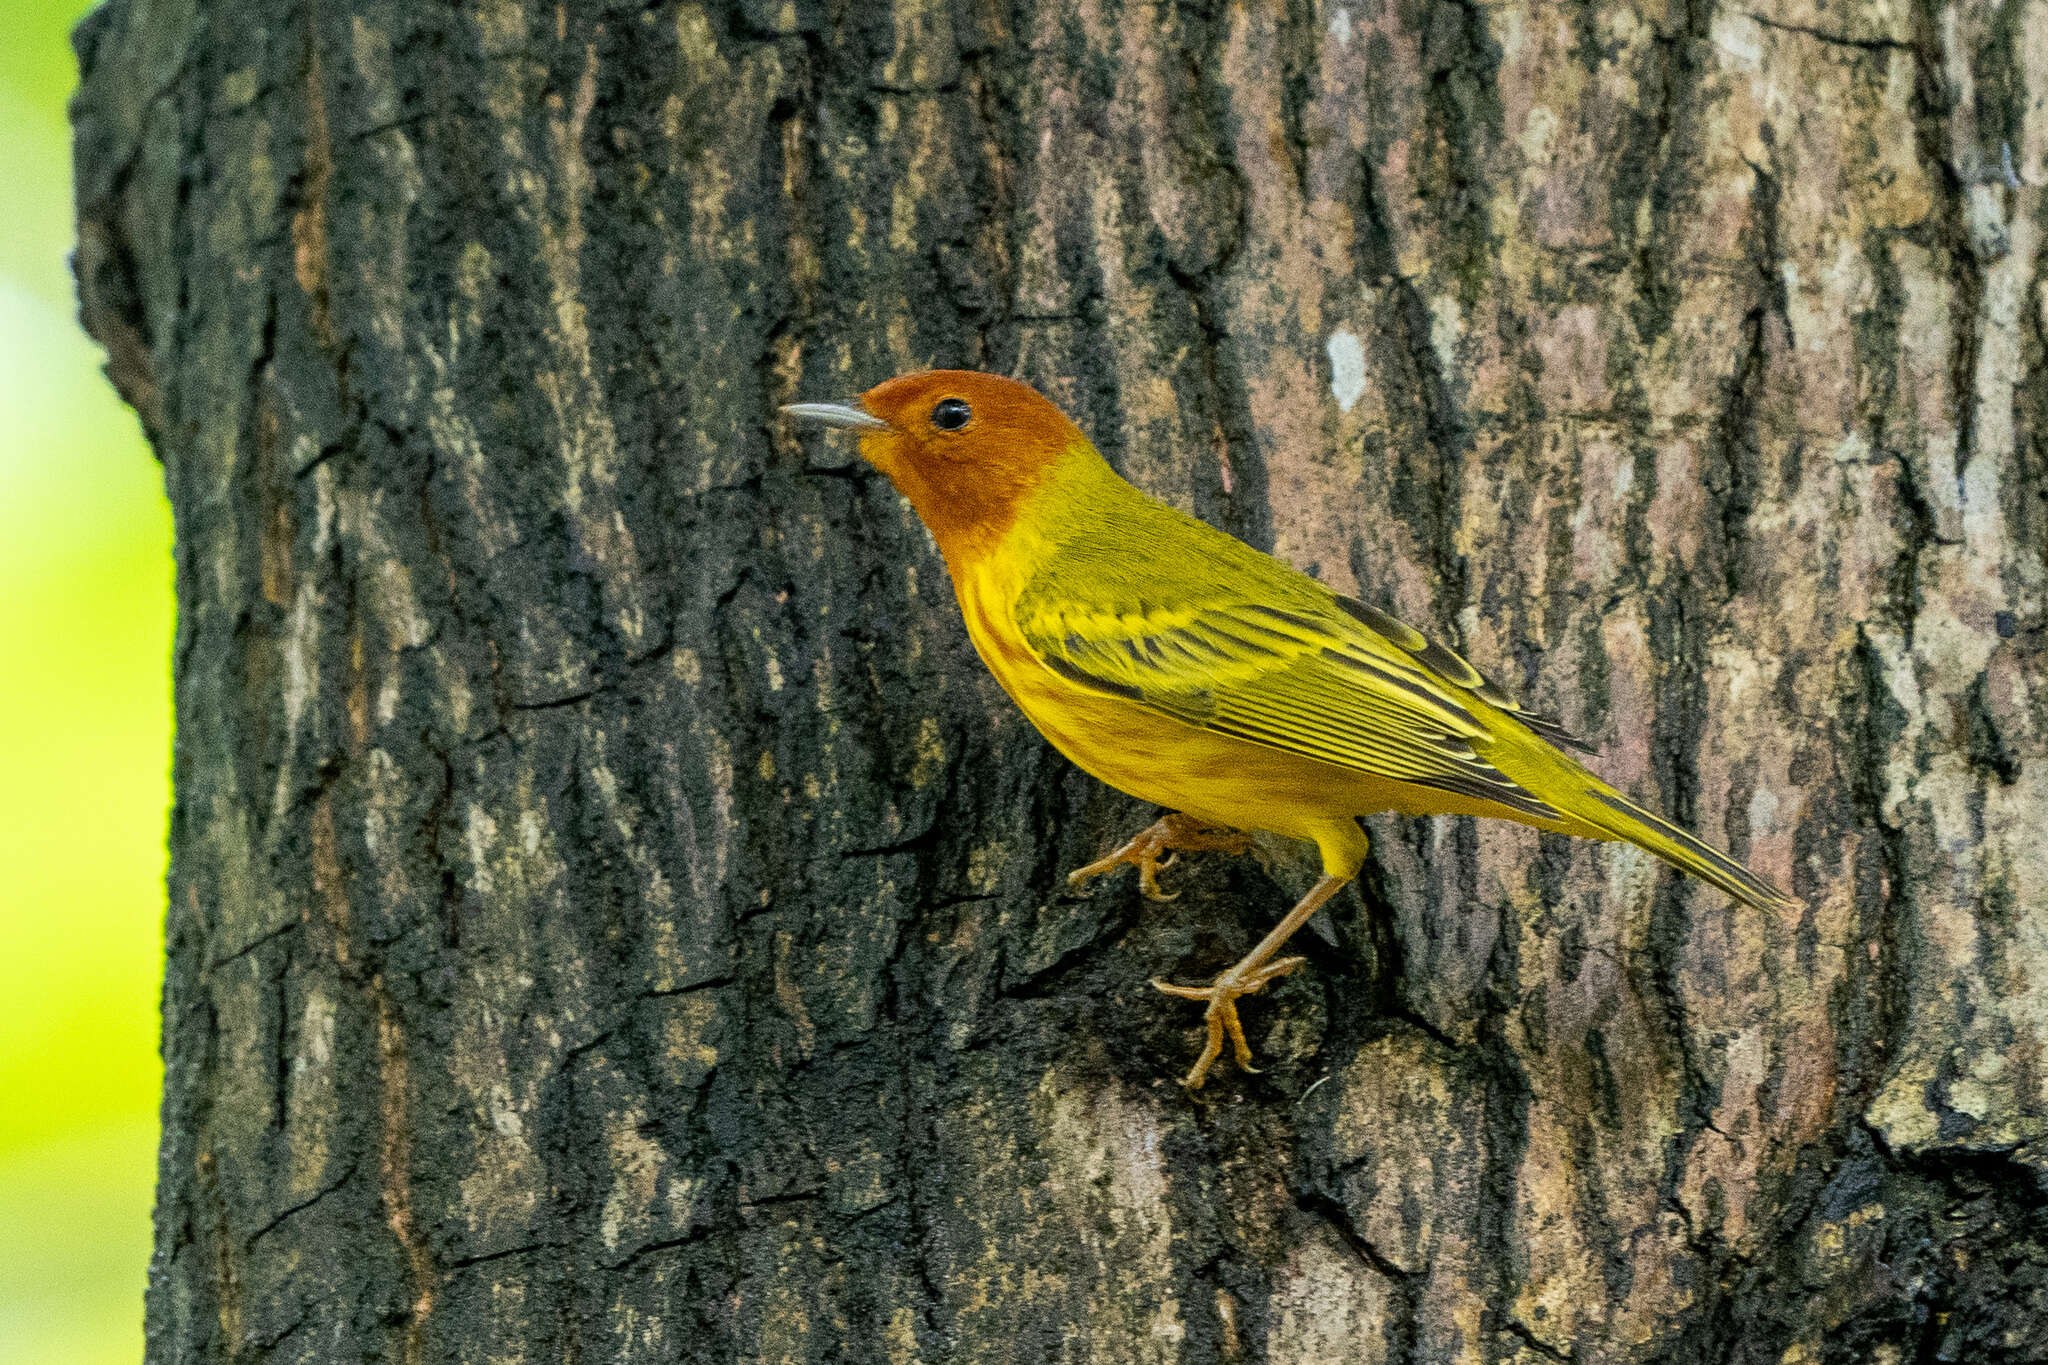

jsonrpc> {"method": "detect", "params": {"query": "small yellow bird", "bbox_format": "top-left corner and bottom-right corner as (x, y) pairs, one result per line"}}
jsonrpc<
(785, 370), (1796, 1088)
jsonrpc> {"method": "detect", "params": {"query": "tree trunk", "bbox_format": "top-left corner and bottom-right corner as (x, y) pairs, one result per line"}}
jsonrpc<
(73, 0), (2046, 1360)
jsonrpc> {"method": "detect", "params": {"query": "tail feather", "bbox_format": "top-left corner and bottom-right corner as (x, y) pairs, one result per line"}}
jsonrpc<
(1577, 787), (1799, 912)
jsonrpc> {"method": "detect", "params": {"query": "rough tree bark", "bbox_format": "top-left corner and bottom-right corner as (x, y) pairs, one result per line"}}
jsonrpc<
(72, 0), (2047, 1360)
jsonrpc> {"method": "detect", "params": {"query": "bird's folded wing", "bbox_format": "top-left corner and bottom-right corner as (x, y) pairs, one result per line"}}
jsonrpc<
(1014, 588), (1570, 822)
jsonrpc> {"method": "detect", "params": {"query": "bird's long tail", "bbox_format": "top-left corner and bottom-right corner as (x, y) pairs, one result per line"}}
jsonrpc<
(1571, 784), (1799, 912)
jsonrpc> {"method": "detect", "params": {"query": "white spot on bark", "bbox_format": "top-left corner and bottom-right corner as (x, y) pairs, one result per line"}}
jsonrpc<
(1328, 7), (1351, 48)
(1428, 293), (1465, 376)
(1326, 329), (1367, 412)
(1519, 105), (1559, 163)
(1748, 785), (1780, 833)
(1714, 11), (1765, 69)
(376, 558), (431, 649)
(487, 1082), (524, 1139)
(311, 463), (336, 553)
(298, 994), (336, 1070)
(1967, 183), (2009, 260)
(467, 804), (498, 896)
(283, 585), (318, 735)
(363, 749), (397, 857)
(1605, 841), (1660, 909)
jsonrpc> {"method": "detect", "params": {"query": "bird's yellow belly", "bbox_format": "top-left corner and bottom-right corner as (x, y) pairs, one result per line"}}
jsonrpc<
(1011, 676), (1356, 833)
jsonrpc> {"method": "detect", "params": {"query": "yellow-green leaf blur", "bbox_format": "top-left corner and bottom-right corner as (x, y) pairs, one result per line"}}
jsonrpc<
(1, 4), (172, 1362)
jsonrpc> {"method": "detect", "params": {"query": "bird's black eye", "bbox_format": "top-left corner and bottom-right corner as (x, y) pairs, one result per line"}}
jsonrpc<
(931, 397), (972, 431)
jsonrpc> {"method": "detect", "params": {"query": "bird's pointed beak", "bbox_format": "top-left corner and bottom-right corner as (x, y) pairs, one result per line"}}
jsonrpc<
(780, 399), (889, 432)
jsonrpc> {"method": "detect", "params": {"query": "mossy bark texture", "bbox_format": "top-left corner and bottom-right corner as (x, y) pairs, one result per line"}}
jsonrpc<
(72, 0), (2048, 1361)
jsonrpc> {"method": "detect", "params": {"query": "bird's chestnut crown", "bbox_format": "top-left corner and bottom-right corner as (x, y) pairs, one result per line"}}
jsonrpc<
(852, 370), (1079, 456)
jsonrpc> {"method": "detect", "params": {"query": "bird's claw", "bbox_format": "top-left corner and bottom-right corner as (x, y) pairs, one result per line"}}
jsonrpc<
(1065, 814), (1250, 903)
(1138, 855), (1180, 903)
(1151, 955), (1307, 1089)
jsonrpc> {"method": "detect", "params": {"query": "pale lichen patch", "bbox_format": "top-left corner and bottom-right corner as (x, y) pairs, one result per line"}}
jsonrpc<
(596, 1101), (689, 1253)
(1326, 328), (1367, 412)
(657, 994), (720, 1090)
(466, 804), (499, 897)
(286, 990), (340, 1198)
(1264, 1231), (1395, 1365)
(909, 716), (945, 788)
(1035, 1073), (1188, 1359)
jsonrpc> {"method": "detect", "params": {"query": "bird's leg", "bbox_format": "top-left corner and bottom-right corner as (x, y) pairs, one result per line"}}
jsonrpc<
(1151, 873), (1349, 1089)
(1066, 812), (1254, 903)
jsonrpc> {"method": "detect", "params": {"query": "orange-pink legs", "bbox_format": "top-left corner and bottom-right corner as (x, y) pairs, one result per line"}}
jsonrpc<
(1068, 813), (1351, 1088)
(1152, 873), (1348, 1088)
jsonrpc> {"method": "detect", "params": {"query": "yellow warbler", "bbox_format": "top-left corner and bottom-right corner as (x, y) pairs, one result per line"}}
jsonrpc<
(785, 370), (1795, 1088)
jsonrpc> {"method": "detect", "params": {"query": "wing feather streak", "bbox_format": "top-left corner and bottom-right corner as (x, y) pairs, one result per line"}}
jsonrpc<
(1016, 571), (1589, 819)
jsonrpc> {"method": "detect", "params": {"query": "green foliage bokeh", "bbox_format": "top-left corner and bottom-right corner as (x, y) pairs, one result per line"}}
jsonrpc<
(1, 3), (174, 1361)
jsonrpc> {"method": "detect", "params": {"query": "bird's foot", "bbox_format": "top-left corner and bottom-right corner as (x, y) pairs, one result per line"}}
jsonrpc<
(1065, 814), (1253, 903)
(1151, 957), (1308, 1089)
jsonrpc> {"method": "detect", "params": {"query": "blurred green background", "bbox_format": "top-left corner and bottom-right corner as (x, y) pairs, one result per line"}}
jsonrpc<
(1, 1), (174, 1362)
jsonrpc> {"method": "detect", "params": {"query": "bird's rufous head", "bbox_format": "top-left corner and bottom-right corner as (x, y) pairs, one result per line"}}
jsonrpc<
(782, 370), (1090, 564)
